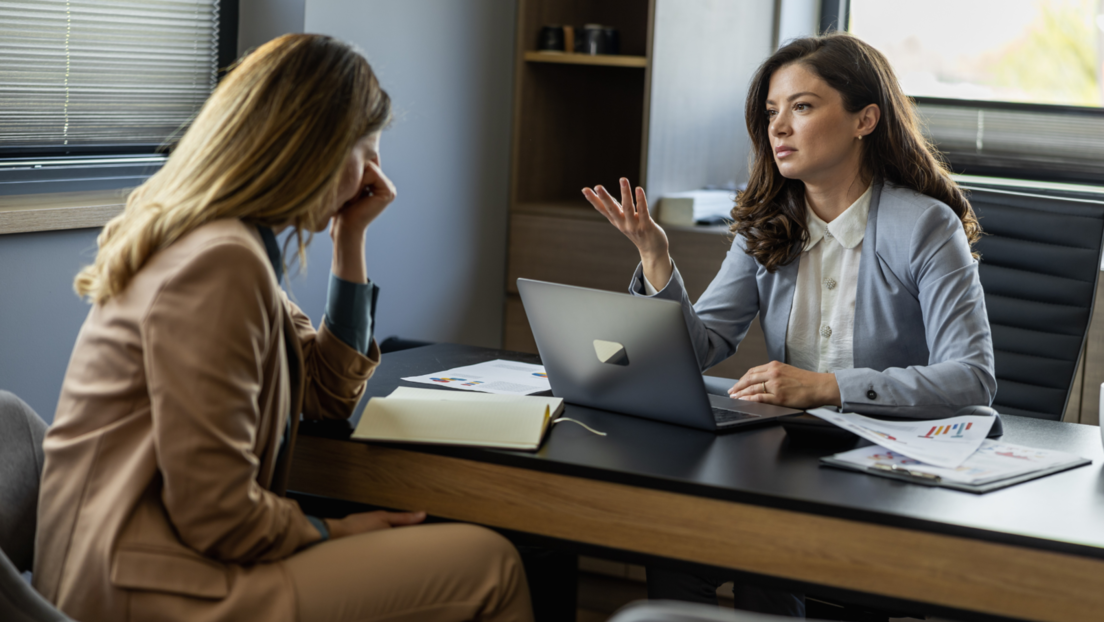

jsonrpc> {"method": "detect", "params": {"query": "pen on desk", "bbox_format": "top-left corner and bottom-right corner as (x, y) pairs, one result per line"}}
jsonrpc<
(871, 463), (942, 482)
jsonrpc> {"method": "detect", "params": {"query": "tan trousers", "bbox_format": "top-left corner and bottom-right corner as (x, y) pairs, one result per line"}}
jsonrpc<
(284, 523), (534, 622)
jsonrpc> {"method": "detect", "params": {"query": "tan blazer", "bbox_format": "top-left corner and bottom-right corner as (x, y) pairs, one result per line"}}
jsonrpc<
(34, 219), (380, 622)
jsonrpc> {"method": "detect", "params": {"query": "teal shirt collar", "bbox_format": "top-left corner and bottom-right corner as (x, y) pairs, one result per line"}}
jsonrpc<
(256, 225), (284, 285)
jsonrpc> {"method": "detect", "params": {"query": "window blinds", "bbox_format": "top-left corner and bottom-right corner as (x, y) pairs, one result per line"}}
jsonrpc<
(916, 99), (1104, 183)
(0, 0), (220, 153)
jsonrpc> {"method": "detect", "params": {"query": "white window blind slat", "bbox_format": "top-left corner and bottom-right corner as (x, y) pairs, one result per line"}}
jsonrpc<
(918, 101), (1104, 180)
(0, 0), (219, 150)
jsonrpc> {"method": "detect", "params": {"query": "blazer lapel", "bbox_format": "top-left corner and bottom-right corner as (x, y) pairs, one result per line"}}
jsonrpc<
(763, 259), (799, 363)
(852, 181), (884, 370)
(271, 312), (304, 496)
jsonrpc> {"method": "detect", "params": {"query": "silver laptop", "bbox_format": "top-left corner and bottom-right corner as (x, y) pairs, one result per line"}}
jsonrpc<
(517, 278), (803, 432)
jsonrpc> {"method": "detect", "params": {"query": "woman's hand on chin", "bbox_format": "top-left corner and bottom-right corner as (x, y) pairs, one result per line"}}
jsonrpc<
(323, 510), (426, 539)
(728, 360), (842, 409)
(330, 157), (395, 283)
(582, 177), (673, 288)
(331, 158), (396, 241)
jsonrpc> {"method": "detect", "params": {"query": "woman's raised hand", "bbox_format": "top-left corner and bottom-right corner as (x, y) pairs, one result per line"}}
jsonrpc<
(583, 178), (673, 290)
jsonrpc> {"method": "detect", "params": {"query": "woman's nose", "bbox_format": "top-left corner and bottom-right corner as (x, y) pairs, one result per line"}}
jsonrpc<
(769, 113), (789, 137)
(768, 111), (786, 136)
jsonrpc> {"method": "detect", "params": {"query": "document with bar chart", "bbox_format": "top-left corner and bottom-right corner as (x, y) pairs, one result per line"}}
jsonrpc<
(807, 408), (994, 468)
(822, 440), (1091, 493)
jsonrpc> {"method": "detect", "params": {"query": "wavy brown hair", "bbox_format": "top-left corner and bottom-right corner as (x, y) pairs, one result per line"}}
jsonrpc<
(75, 34), (391, 303)
(733, 32), (981, 271)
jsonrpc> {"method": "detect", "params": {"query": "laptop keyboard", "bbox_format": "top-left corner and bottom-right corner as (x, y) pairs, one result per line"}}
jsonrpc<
(712, 407), (761, 426)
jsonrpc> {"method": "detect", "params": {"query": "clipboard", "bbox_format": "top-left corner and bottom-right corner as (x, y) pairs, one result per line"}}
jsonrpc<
(820, 451), (1092, 494)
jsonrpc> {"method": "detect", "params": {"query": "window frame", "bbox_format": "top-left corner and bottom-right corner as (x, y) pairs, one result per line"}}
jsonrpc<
(827, 0), (1104, 185)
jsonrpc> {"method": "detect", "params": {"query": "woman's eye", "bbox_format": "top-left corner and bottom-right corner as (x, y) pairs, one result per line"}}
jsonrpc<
(765, 109), (777, 118)
(794, 103), (809, 112)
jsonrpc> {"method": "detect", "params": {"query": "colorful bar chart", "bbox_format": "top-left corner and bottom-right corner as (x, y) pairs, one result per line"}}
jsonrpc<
(920, 421), (973, 439)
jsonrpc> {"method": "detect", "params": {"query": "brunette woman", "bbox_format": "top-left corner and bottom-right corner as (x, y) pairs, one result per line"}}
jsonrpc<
(583, 32), (996, 616)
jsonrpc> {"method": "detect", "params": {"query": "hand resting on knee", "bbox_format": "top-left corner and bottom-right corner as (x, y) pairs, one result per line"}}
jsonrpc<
(324, 510), (427, 539)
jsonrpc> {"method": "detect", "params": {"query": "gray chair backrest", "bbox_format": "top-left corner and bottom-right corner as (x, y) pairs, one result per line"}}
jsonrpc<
(0, 391), (76, 621)
(964, 186), (1104, 420)
(0, 391), (47, 572)
(1, 550), (73, 622)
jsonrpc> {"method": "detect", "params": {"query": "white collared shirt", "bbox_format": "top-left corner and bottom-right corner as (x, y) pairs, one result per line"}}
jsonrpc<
(785, 185), (872, 373)
(643, 186), (871, 375)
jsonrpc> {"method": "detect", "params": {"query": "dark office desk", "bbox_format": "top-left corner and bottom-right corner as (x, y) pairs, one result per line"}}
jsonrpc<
(290, 344), (1104, 622)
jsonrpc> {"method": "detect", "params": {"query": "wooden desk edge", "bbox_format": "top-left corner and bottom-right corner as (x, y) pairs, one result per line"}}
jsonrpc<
(290, 436), (1104, 622)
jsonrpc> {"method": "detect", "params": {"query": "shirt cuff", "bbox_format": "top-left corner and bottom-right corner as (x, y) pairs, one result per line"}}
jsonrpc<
(643, 269), (675, 296)
(305, 515), (330, 541)
(324, 272), (379, 355)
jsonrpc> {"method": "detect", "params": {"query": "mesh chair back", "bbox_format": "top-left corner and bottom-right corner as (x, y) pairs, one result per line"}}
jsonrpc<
(964, 186), (1104, 420)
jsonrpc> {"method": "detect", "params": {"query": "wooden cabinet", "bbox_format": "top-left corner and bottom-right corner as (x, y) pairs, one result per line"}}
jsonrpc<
(504, 0), (775, 380)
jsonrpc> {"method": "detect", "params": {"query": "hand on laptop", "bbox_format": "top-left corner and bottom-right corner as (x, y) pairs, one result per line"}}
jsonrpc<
(729, 360), (842, 409)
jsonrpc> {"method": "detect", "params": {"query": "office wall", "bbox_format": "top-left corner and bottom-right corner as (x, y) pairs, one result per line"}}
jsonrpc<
(0, 229), (101, 422)
(238, 0), (305, 54)
(777, 0), (820, 45)
(297, 0), (516, 348)
(644, 0), (776, 196)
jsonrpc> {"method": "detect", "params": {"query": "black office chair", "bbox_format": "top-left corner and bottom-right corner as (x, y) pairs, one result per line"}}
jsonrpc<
(803, 186), (1104, 622)
(963, 185), (1104, 420)
(0, 391), (77, 622)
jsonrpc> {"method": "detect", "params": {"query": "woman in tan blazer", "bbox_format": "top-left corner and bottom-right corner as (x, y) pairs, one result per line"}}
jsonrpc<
(33, 34), (532, 622)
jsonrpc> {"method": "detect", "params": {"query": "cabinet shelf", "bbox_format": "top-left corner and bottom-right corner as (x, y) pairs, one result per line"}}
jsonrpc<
(524, 51), (646, 68)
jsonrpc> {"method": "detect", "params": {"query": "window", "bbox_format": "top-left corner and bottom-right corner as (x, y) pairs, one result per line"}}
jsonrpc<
(0, 0), (238, 196)
(844, 0), (1104, 184)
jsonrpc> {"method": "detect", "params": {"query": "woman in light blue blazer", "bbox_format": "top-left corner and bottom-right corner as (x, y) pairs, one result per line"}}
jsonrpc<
(583, 32), (997, 616)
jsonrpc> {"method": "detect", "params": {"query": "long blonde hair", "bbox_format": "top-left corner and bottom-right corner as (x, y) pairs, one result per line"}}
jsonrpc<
(75, 34), (391, 303)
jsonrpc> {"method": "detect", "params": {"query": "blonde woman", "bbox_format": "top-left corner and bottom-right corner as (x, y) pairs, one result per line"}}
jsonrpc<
(33, 34), (532, 622)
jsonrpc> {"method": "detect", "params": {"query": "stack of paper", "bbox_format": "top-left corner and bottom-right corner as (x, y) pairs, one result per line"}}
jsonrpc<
(809, 408), (1090, 491)
(402, 360), (551, 396)
(352, 387), (565, 451)
(807, 408), (993, 468)
(827, 440), (1088, 487)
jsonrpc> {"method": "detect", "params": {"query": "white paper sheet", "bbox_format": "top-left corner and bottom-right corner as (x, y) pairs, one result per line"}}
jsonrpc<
(830, 440), (1086, 485)
(807, 408), (995, 468)
(401, 359), (552, 396)
(386, 387), (563, 414)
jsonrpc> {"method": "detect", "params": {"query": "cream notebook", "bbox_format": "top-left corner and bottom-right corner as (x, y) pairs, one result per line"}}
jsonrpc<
(351, 387), (565, 451)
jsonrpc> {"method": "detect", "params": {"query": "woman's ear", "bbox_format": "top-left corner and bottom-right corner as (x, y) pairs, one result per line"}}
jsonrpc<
(858, 103), (880, 138)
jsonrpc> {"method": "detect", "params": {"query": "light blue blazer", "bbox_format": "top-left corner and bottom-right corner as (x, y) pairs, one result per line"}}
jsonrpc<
(632, 182), (997, 418)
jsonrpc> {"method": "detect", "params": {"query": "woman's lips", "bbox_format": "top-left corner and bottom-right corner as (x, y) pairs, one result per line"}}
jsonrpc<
(775, 146), (796, 158)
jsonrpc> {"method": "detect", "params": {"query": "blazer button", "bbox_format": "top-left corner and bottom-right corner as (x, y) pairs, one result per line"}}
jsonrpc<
(866, 390), (877, 400)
